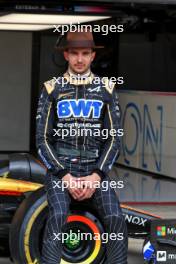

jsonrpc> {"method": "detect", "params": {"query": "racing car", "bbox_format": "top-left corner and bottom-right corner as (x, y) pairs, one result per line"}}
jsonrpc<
(0, 153), (166, 264)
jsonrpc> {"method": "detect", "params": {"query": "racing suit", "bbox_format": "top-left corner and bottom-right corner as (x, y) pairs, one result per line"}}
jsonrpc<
(36, 70), (121, 179)
(36, 70), (128, 264)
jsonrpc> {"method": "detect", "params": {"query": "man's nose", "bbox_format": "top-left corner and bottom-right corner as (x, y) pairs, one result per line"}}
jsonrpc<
(77, 54), (83, 62)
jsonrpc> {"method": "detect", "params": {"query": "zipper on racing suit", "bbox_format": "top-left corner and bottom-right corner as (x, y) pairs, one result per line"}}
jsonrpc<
(76, 85), (78, 150)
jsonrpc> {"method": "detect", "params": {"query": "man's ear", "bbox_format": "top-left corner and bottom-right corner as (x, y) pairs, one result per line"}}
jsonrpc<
(63, 50), (69, 61)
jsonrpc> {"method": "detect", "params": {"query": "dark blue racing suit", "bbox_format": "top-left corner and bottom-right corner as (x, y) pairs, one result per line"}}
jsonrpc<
(36, 70), (128, 264)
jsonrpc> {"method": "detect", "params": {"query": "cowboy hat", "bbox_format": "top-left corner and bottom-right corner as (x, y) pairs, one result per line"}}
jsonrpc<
(55, 30), (104, 50)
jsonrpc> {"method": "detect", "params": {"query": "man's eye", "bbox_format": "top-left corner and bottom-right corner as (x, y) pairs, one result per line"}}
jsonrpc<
(69, 51), (77, 55)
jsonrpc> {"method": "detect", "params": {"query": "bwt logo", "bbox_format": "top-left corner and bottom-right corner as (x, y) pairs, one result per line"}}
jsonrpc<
(57, 99), (103, 118)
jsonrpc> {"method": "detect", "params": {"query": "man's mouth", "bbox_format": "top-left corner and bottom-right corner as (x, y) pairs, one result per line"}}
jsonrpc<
(75, 65), (84, 68)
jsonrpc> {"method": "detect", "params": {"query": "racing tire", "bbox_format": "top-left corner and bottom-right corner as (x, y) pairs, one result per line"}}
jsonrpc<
(9, 187), (106, 264)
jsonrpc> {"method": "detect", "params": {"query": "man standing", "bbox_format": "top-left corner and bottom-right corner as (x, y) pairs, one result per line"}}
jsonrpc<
(36, 30), (128, 264)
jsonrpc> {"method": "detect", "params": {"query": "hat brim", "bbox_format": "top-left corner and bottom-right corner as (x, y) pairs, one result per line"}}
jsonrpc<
(55, 45), (104, 50)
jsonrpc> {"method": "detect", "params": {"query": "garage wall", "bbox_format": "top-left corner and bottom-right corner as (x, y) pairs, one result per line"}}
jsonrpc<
(0, 31), (32, 151)
(118, 33), (176, 91)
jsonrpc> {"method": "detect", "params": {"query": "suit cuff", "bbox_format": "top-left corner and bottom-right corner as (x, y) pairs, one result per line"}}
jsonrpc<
(92, 169), (106, 180)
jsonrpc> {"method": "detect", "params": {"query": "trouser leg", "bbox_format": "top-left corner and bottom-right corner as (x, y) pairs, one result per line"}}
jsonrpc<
(40, 173), (71, 264)
(91, 175), (128, 264)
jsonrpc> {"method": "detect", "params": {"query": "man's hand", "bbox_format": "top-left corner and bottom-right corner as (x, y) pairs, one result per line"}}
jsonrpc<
(62, 173), (83, 200)
(76, 173), (101, 201)
(62, 173), (101, 201)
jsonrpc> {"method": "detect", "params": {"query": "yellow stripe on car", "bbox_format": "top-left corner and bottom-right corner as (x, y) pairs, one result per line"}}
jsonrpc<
(0, 178), (42, 193)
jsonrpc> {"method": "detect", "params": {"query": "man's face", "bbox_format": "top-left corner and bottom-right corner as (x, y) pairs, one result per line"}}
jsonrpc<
(63, 48), (96, 74)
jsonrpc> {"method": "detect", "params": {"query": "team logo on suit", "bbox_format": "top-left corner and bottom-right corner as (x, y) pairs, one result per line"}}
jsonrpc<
(57, 99), (103, 118)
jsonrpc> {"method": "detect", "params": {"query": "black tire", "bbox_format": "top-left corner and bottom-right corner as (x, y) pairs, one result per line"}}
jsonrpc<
(9, 187), (106, 264)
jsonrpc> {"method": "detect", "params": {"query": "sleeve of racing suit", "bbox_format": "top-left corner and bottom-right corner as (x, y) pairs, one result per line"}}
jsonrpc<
(92, 85), (121, 179)
(36, 84), (69, 178)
